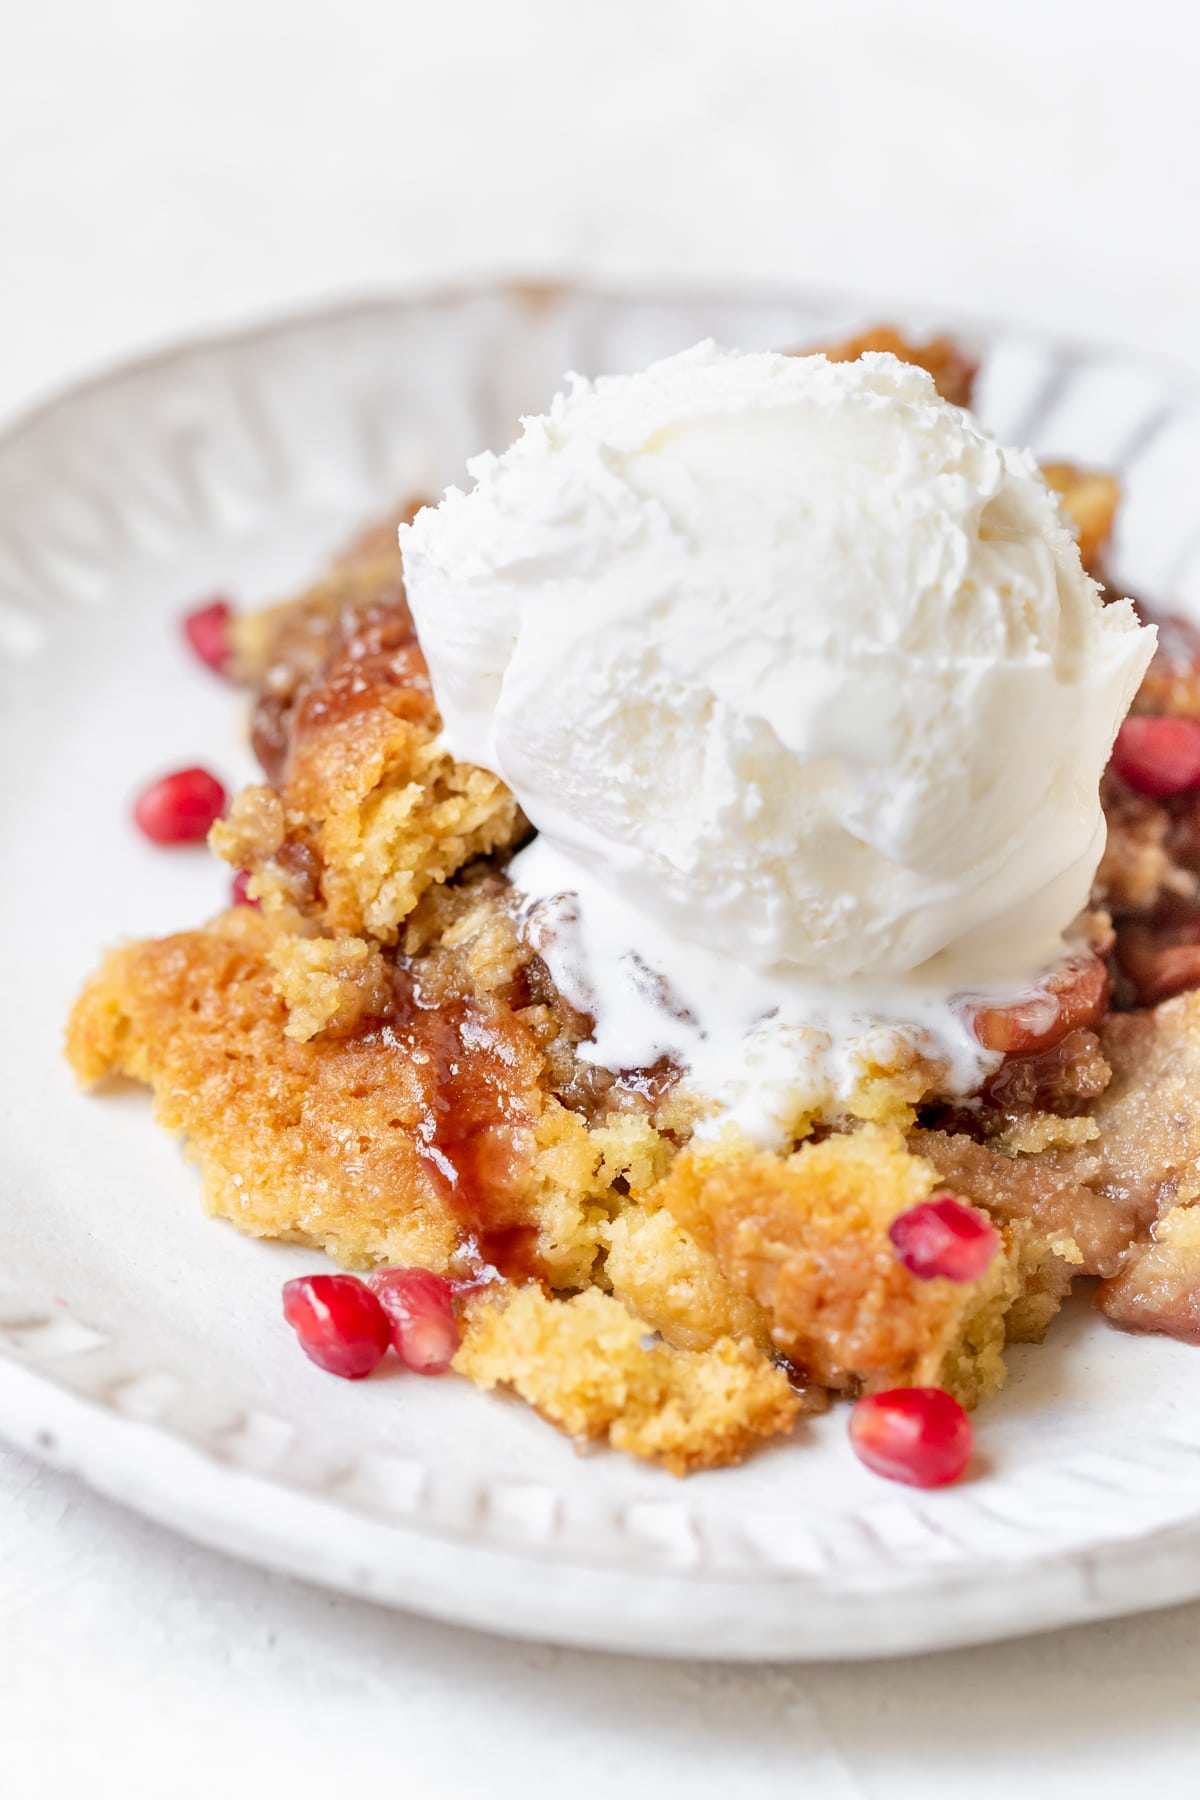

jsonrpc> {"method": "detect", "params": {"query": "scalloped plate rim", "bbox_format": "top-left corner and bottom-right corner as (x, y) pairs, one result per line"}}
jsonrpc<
(4, 283), (1200, 1660)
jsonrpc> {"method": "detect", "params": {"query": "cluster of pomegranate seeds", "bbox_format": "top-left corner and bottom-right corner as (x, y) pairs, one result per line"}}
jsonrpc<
(888, 1196), (999, 1283)
(282, 1268), (459, 1380)
(183, 596), (235, 674)
(133, 766), (228, 845)
(231, 869), (260, 909)
(282, 1274), (392, 1379)
(369, 1268), (461, 1375)
(849, 1387), (973, 1488)
(1111, 714), (1200, 797)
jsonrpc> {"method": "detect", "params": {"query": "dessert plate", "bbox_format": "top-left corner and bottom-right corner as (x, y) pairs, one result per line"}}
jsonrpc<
(4, 287), (1200, 1661)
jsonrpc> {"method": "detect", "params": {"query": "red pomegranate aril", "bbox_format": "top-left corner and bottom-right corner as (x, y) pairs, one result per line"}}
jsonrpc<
(282, 1274), (391, 1379)
(1111, 715), (1200, 798)
(369, 1268), (460, 1374)
(133, 766), (227, 845)
(231, 869), (260, 909)
(183, 597), (234, 673)
(849, 1388), (973, 1488)
(889, 1196), (999, 1283)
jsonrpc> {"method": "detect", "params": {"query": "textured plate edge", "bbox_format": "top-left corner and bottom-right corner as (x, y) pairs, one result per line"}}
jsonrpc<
(5, 282), (1200, 1659)
(8, 1347), (1200, 1661)
(8, 275), (1198, 450)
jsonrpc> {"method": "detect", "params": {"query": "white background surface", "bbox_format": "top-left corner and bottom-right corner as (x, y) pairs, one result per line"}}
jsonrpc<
(4, 1), (1200, 1793)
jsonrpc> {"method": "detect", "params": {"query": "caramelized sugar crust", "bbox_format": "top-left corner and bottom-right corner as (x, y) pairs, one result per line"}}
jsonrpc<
(213, 512), (523, 941)
(66, 902), (536, 1275)
(65, 326), (1200, 1472)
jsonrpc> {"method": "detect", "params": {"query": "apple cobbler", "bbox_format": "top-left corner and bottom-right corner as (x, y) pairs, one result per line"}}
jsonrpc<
(66, 328), (1200, 1481)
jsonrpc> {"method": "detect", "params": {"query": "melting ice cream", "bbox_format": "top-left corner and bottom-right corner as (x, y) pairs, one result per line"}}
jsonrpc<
(401, 344), (1154, 1141)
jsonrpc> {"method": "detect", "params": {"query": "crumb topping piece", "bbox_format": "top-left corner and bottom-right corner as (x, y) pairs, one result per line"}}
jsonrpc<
(212, 514), (523, 941)
(454, 1285), (801, 1476)
(654, 1127), (1023, 1405)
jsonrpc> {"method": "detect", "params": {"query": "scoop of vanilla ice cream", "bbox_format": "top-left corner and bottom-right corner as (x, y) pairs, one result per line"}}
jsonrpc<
(400, 343), (1153, 983)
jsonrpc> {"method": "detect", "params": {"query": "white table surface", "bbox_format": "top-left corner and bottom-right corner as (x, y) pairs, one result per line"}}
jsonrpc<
(4, 2), (1200, 1793)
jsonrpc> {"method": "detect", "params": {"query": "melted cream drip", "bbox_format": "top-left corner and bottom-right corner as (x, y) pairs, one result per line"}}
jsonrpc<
(512, 836), (1024, 1145)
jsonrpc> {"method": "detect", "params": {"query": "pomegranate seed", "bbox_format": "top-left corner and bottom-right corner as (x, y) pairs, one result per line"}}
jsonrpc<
(849, 1388), (973, 1488)
(183, 597), (234, 674)
(1111, 715), (1200, 798)
(231, 869), (260, 909)
(282, 1274), (391, 1379)
(133, 766), (227, 845)
(1115, 712), (1200, 799)
(369, 1268), (460, 1374)
(889, 1196), (999, 1282)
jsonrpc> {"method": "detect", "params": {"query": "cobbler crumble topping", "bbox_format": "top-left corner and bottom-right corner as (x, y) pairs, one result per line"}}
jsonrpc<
(65, 329), (1200, 1488)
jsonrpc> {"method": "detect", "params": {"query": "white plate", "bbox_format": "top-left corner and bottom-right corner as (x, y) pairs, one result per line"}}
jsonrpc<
(5, 287), (1200, 1662)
